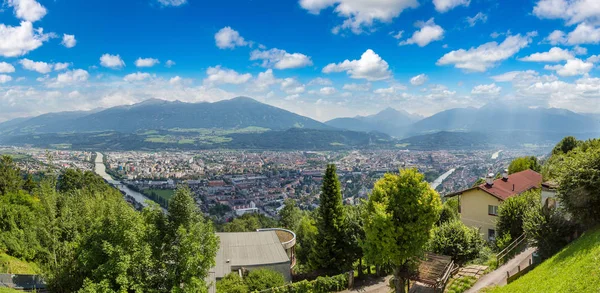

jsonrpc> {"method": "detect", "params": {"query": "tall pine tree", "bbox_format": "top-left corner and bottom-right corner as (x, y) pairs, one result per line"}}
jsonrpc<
(310, 164), (348, 273)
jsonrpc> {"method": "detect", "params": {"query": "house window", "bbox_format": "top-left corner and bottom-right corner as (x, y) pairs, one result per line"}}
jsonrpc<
(488, 205), (498, 216)
(488, 229), (496, 241)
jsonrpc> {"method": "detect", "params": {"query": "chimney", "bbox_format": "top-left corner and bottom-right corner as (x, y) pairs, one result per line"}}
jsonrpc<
(503, 169), (509, 181)
(486, 173), (495, 186)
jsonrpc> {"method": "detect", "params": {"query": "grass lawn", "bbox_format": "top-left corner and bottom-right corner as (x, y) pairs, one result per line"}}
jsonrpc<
(145, 188), (175, 201)
(0, 253), (39, 274)
(487, 227), (600, 293)
(0, 287), (22, 293)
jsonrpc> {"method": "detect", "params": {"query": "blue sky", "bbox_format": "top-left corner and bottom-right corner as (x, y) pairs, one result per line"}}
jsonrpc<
(0, 0), (599, 122)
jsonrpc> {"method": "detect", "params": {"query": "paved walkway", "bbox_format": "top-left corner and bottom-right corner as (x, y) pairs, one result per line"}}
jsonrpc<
(465, 247), (536, 293)
(341, 276), (392, 293)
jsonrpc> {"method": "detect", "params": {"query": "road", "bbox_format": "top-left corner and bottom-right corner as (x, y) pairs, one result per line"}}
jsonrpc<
(466, 247), (536, 292)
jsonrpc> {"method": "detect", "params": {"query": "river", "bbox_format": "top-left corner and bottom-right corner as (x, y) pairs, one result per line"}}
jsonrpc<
(492, 150), (502, 160)
(94, 152), (151, 208)
(430, 168), (456, 190)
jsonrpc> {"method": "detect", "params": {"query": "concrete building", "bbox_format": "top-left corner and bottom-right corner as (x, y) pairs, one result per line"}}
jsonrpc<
(446, 169), (542, 241)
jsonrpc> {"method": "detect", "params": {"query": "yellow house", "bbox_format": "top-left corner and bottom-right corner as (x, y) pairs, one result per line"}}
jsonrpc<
(446, 169), (542, 241)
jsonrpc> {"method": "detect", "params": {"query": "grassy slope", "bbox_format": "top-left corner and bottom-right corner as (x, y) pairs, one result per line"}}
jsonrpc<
(489, 227), (600, 293)
(0, 253), (39, 274)
(0, 288), (21, 293)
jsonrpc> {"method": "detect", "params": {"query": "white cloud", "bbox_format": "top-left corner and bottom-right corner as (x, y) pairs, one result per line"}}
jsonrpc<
(203, 66), (252, 86)
(100, 54), (125, 69)
(124, 72), (152, 82)
(433, 0), (470, 13)
(165, 60), (176, 68)
(545, 30), (566, 45)
(169, 76), (182, 85)
(0, 62), (16, 73)
(466, 12), (487, 27)
(308, 77), (333, 86)
(6, 0), (47, 22)
(544, 58), (593, 76)
(215, 27), (248, 49)
(323, 49), (391, 81)
(587, 55), (600, 63)
(374, 85), (407, 95)
(135, 57), (160, 68)
(391, 30), (404, 39)
(0, 75), (12, 84)
(400, 18), (444, 47)
(48, 69), (89, 87)
(53, 63), (70, 71)
(61, 34), (76, 48)
(573, 45), (587, 55)
(157, 0), (187, 7)
(251, 69), (279, 92)
(280, 78), (306, 94)
(564, 23), (600, 45)
(471, 83), (501, 95)
(319, 86), (337, 95)
(533, 0), (600, 25)
(299, 0), (419, 34)
(250, 48), (313, 69)
(0, 21), (50, 57)
(410, 74), (428, 86)
(436, 34), (533, 72)
(19, 58), (52, 74)
(342, 83), (371, 91)
(519, 47), (574, 62)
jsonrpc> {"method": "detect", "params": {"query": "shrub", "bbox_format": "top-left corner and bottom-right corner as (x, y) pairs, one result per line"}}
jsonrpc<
(523, 206), (577, 260)
(496, 190), (540, 242)
(261, 273), (348, 293)
(428, 220), (484, 264)
(245, 269), (286, 292)
(217, 272), (248, 293)
(437, 198), (459, 226)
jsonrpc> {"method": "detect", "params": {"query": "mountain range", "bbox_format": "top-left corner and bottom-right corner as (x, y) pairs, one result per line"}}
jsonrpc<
(1, 97), (598, 150)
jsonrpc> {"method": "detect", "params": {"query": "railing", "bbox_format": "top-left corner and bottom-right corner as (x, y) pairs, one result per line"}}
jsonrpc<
(496, 233), (527, 265)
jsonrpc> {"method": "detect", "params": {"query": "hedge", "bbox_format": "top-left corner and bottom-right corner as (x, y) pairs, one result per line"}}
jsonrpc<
(257, 273), (349, 293)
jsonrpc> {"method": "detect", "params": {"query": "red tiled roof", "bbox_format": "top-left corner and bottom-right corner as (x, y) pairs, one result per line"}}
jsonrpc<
(477, 169), (542, 201)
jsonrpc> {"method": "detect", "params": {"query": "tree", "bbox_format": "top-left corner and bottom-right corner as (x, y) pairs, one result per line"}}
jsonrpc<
(524, 206), (577, 260)
(310, 164), (348, 273)
(362, 169), (442, 293)
(496, 190), (540, 241)
(216, 272), (248, 293)
(222, 213), (278, 232)
(244, 269), (286, 291)
(344, 204), (365, 276)
(555, 142), (600, 226)
(552, 136), (579, 155)
(437, 198), (459, 226)
(508, 156), (541, 174)
(279, 199), (301, 231)
(295, 213), (317, 265)
(428, 220), (484, 264)
(0, 155), (23, 196)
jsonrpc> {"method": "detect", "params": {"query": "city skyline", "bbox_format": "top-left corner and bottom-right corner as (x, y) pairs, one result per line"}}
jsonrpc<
(1, 0), (600, 123)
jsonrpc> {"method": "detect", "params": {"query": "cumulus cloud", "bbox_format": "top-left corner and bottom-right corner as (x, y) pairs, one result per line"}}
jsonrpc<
(533, 0), (600, 25)
(169, 76), (182, 85)
(544, 58), (593, 76)
(19, 58), (52, 74)
(466, 12), (487, 27)
(0, 62), (16, 73)
(203, 66), (252, 86)
(47, 69), (89, 87)
(280, 78), (306, 94)
(433, 0), (470, 13)
(323, 49), (391, 81)
(53, 62), (70, 71)
(0, 75), (12, 84)
(471, 83), (501, 95)
(124, 72), (152, 82)
(308, 77), (333, 86)
(0, 21), (50, 57)
(157, 0), (187, 7)
(519, 47), (574, 62)
(436, 34), (533, 72)
(319, 86), (337, 95)
(100, 54), (125, 69)
(342, 83), (371, 91)
(61, 34), (76, 48)
(6, 0), (47, 22)
(215, 27), (248, 49)
(410, 74), (428, 86)
(165, 60), (176, 68)
(250, 48), (313, 69)
(135, 58), (160, 68)
(299, 0), (419, 34)
(399, 18), (444, 47)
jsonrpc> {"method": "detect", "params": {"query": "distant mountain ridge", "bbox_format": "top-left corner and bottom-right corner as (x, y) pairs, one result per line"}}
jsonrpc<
(326, 107), (423, 136)
(0, 97), (331, 135)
